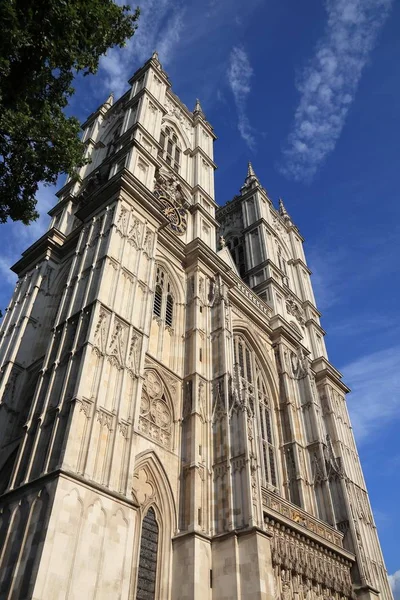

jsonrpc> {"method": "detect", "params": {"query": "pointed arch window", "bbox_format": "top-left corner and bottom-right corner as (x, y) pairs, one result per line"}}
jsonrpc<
(158, 126), (181, 173)
(152, 266), (175, 328)
(233, 335), (278, 488)
(136, 507), (159, 600)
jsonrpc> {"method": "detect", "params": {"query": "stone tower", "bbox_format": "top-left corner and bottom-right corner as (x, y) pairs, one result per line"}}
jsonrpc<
(0, 53), (393, 600)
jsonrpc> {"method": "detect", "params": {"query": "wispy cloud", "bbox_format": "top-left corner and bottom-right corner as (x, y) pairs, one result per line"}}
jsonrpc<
(99, 0), (186, 97)
(281, 0), (393, 181)
(389, 570), (400, 600)
(341, 345), (400, 443)
(228, 46), (256, 150)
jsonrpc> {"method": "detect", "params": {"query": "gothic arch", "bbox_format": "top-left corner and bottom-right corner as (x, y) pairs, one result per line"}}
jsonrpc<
(131, 451), (176, 600)
(160, 115), (191, 152)
(149, 260), (185, 371)
(153, 257), (185, 302)
(232, 328), (283, 491)
(232, 326), (280, 407)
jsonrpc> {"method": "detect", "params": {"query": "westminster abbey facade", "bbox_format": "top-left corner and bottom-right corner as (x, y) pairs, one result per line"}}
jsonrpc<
(0, 53), (393, 599)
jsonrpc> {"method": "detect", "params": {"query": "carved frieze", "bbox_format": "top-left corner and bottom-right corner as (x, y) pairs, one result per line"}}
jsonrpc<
(265, 516), (353, 599)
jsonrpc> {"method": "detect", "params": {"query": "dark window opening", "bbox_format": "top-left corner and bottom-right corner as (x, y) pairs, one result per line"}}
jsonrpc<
(153, 285), (162, 317)
(136, 507), (158, 600)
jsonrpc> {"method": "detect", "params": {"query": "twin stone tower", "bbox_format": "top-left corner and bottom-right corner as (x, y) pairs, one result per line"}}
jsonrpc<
(0, 53), (393, 600)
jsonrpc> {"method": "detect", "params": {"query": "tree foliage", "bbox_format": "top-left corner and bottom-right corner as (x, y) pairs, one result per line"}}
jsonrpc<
(0, 0), (139, 224)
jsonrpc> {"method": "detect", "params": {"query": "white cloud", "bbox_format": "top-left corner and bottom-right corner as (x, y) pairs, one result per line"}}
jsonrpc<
(341, 345), (400, 443)
(228, 46), (256, 150)
(99, 0), (186, 97)
(281, 0), (393, 181)
(389, 570), (400, 600)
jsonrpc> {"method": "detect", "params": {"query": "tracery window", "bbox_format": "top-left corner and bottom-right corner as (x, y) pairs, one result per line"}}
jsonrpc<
(233, 335), (277, 487)
(136, 507), (159, 600)
(158, 126), (181, 173)
(139, 370), (172, 449)
(152, 266), (175, 328)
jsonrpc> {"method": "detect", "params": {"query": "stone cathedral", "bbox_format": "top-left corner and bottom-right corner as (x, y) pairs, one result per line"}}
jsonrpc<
(0, 52), (393, 600)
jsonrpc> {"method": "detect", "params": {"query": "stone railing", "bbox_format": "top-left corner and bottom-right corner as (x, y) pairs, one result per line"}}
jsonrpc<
(262, 488), (343, 548)
(234, 282), (272, 319)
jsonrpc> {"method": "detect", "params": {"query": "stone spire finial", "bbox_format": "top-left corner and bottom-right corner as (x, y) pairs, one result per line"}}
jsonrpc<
(193, 98), (205, 118)
(103, 92), (114, 110)
(279, 197), (292, 224)
(247, 162), (256, 178)
(279, 197), (288, 216)
(241, 161), (259, 192)
(152, 50), (160, 62)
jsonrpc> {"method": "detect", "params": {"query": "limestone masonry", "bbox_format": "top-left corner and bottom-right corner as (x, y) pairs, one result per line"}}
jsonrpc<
(0, 52), (393, 600)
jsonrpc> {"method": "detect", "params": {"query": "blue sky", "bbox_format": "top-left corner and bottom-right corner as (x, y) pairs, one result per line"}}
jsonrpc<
(0, 0), (399, 590)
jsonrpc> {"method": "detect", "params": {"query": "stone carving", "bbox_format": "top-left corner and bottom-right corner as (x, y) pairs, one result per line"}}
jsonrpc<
(127, 218), (142, 249)
(142, 228), (154, 257)
(118, 421), (129, 438)
(93, 309), (109, 353)
(286, 297), (305, 325)
(154, 167), (189, 209)
(212, 379), (225, 421)
(97, 408), (113, 430)
(139, 370), (172, 449)
(127, 332), (140, 375)
(116, 207), (129, 236)
(324, 434), (343, 478)
(165, 96), (192, 133)
(107, 319), (127, 368)
(199, 277), (206, 304)
(265, 516), (353, 599)
(132, 468), (155, 505)
(77, 397), (91, 418)
(198, 380), (206, 422)
(182, 380), (192, 420)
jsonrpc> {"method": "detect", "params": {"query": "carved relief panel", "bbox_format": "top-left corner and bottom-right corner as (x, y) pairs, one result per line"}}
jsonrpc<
(138, 370), (173, 450)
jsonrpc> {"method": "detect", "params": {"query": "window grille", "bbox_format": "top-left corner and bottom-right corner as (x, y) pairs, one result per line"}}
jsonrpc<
(165, 294), (174, 326)
(152, 266), (175, 327)
(153, 285), (162, 317)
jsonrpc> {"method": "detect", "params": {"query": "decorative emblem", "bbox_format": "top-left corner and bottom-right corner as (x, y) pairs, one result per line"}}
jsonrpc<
(153, 168), (188, 235)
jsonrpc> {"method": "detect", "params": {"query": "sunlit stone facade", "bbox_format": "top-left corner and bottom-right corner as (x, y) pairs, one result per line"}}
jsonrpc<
(0, 53), (393, 600)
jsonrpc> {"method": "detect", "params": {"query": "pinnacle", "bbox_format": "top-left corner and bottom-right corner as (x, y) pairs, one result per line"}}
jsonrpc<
(151, 50), (160, 62)
(247, 162), (256, 178)
(279, 197), (292, 223)
(279, 197), (287, 215)
(103, 92), (114, 109)
(193, 98), (205, 118)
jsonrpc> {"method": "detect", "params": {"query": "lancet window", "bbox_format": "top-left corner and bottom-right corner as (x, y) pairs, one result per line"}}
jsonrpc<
(152, 266), (175, 328)
(233, 335), (277, 488)
(158, 126), (181, 173)
(136, 507), (159, 600)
